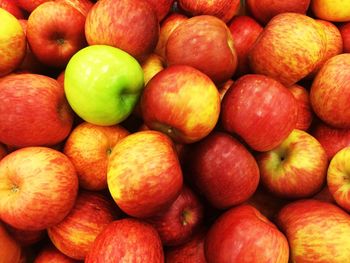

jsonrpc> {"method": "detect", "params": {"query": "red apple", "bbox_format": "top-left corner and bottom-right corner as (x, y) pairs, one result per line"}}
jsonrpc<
(246, 0), (311, 24)
(48, 191), (117, 260)
(0, 73), (74, 147)
(310, 53), (350, 128)
(145, 0), (174, 21)
(55, 0), (94, 17)
(16, 0), (51, 13)
(178, 0), (240, 23)
(339, 22), (350, 53)
(0, 0), (26, 19)
(166, 15), (237, 84)
(228, 15), (263, 77)
(221, 74), (298, 152)
(34, 245), (80, 263)
(277, 199), (350, 262)
(205, 204), (289, 263)
(257, 129), (328, 199)
(0, 147), (78, 231)
(85, 219), (164, 263)
(107, 130), (183, 218)
(146, 185), (204, 247)
(186, 131), (260, 209)
(56, 70), (65, 87)
(0, 222), (24, 263)
(27, 1), (86, 68)
(5, 224), (46, 246)
(85, 0), (159, 61)
(313, 186), (336, 203)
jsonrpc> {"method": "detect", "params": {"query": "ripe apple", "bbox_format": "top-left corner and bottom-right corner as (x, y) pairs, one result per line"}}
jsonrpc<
(85, 219), (164, 263)
(218, 79), (234, 100)
(0, 147), (78, 231)
(246, 0), (311, 24)
(178, 0), (240, 23)
(85, 0), (159, 61)
(277, 199), (350, 262)
(64, 45), (144, 126)
(339, 22), (350, 53)
(146, 185), (204, 247)
(311, 0), (350, 22)
(257, 129), (328, 199)
(186, 131), (260, 209)
(141, 65), (220, 144)
(107, 130), (183, 218)
(0, 222), (24, 263)
(205, 204), (289, 263)
(34, 245), (80, 263)
(310, 53), (350, 128)
(5, 224), (46, 246)
(249, 13), (326, 87)
(48, 191), (117, 260)
(166, 15), (237, 84)
(16, 0), (50, 12)
(145, 0), (174, 21)
(0, 73), (74, 147)
(27, 1), (86, 68)
(327, 147), (350, 212)
(0, 8), (26, 76)
(228, 15), (263, 77)
(221, 74), (298, 152)
(55, 0), (94, 17)
(313, 186), (336, 203)
(0, 0), (25, 19)
(141, 53), (166, 85)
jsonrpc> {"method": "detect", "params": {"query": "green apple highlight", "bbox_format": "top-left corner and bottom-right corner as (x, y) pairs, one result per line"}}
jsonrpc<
(64, 45), (144, 125)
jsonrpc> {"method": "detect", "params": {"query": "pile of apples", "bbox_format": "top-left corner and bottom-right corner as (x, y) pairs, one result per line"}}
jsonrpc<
(1, 0), (350, 262)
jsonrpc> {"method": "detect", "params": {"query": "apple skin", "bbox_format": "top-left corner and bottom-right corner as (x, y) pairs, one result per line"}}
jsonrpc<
(166, 15), (237, 84)
(0, 0), (25, 19)
(178, 0), (240, 23)
(288, 84), (313, 131)
(327, 147), (350, 212)
(205, 204), (289, 263)
(246, 0), (310, 24)
(27, 1), (86, 68)
(186, 131), (260, 209)
(63, 122), (129, 191)
(141, 53), (166, 86)
(141, 65), (220, 144)
(5, 224), (46, 246)
(34, 245), (80, 263)
(228, 15), (263, 77)
(64, 45), (144, 126)
(221, 74), (298, 152)
(249, 13), (326, 87)
(16, 0), (50, 12)
(257, 129), (328, 199)
(0, 222), (24, 263)
(0, 73), (74, 147)
(0, 147), (78, 231)
(85, 218), (164, 263)
(277, 199), (350, 262)
(310, 53), (350, 128)
(85, 0), (159, 61)
(339, 22), (350, 53)
(311, 0), (350, 22)
(55, 0), (94, 17)
(145, 0), (174, 21)
(0, 8), (26, 77)
(146, 185), (204, 247)
(48, 191), (117, 260)
(107, 130), (183, 218)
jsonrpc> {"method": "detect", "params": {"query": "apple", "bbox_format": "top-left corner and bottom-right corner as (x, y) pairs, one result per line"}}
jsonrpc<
(56, 70), (65, 87)
(0, 8), (26, 76)
(64, 45), (144, 126)
(154, 13), (188, 60)
(228, 15), (263, 77)
(166, 15), (237, 84)
(205, 204), (289, 263)
(0, 222), (24, 263)
(85, 218), (164, 263)
(339, 22), (350, 53)
(107, 130), (183, 218)
(145, 0), (174, 21)
(311, 0), (350, 22)
(141, 53), (166, 85)
(0, 0), (26, 19)
(0, 147), (78, 231)
(288, 84), (313, 131)
(221, 74), (298, 152)
(249, 13), (326, 87)
(178, 0), (240, 23)
(63, 122), (129, 191)
(5, 224), (46, 246)
(55, 0), (94, 17)
(16, 0), (51, 13)
(327, 147), (350, 212)
(140, 65), (220, 144)
(186, 131), (260, 209)
(34, 245), (80, 263)
(313, 185), (336, 203)
(277, 199), (350, 262)
(165, 231), (207, 263)
(246, 0), (311, 24)
(48, 191), (117, 260)
(146, 185), (204, 247)
(85, 0), (159, 61)
(0, 73), (74, 147)
(257, 129), (328, 199)
(27, 1), (86, 68)
(218, 79), (234, 100)
(310, 53), (350, 128)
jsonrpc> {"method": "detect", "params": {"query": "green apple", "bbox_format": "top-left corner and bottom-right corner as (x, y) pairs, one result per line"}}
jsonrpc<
(64, 45), (144, 125)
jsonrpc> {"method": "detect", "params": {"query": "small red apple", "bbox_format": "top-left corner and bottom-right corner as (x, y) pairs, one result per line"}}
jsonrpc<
(0, 0), (26, 19)
(34, 245), (80, 263)
(339, 22), (350, 53)
(0, 222), (24, 263)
